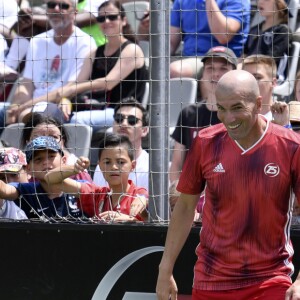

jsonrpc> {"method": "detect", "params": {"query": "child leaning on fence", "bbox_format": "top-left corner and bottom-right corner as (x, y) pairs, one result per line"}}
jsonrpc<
(45, 134), (149, 222)
(0, 136), (84, 220)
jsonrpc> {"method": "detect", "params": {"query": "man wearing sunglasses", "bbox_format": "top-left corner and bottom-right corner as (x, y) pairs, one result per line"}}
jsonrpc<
(93, 97), (149, 190)
(1, 0), (97, 129)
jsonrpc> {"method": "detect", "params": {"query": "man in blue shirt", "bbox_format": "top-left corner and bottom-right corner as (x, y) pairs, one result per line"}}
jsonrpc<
(170, 0), (250, 78)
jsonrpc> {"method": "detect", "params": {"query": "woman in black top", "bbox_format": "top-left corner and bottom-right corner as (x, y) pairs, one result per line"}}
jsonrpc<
(244, 0), (291, 82)
(61, 0), (148, 131)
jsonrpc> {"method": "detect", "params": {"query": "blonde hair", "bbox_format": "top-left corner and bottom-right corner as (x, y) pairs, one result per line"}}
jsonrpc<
(242, 54), (277, 80)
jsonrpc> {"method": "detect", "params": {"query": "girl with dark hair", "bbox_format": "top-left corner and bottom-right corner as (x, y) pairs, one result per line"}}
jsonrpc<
(57, 0), (148, 132)
(21, 112), (93, 182)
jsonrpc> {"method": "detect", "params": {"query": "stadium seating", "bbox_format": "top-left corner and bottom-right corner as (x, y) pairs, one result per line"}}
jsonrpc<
(122, 1), (149, 34)
(0, 122), (92, 158)
(169, 77), (198, 130)
(273, 41), (300, 99)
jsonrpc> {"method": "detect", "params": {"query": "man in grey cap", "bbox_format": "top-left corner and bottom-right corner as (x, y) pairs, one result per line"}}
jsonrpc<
(169, 46), (237, 183)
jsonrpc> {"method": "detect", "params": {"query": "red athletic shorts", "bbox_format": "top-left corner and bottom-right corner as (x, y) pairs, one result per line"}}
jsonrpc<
(192, 275), (291, 300)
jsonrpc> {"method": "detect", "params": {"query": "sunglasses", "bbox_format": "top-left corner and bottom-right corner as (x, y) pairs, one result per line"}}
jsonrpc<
(96, 14), (119, 23)
(47, 1), (70, 10)
(113, 113), (142, 126)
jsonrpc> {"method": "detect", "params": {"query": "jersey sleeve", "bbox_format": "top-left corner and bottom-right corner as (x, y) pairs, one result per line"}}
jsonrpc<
(177, 134), (205, 195)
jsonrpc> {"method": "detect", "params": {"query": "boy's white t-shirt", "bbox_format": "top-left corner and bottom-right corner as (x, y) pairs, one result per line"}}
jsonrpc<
(93, 150), (149, 190)
(23, 27), (96, 99)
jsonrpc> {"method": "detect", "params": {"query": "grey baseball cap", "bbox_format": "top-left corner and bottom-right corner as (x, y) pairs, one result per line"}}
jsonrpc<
(202, 46), (238, 69)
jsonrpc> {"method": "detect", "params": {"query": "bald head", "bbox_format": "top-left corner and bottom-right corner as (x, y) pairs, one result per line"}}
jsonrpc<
(216, 70), (260, 103)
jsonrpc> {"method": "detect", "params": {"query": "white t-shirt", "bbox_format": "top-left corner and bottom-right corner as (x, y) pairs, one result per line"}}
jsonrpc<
(0, 0), (19, 29)
(23, 27), (97, 99)
(5, 35), (29, 70)
(93, 149), (149, 190)
(0, 33), (7, 63)
(0, 200), (28, 220)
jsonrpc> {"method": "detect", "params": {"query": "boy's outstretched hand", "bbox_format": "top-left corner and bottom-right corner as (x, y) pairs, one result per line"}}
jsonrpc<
(74, 156), (90, 173)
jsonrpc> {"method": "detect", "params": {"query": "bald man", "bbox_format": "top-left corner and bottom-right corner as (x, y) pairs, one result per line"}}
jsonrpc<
(157, 70), (300, 300)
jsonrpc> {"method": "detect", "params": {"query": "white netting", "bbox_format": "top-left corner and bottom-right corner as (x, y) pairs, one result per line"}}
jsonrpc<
(0, 0), (299, 224)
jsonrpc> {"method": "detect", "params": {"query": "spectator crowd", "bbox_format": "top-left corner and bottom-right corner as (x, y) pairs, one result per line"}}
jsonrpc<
(0, 0), (299, 224)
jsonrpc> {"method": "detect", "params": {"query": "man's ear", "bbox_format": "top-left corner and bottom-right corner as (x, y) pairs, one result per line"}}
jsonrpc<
(255, 96), (263, 112)
(141, 126), (149, 138)
(272, 77), (277, 88)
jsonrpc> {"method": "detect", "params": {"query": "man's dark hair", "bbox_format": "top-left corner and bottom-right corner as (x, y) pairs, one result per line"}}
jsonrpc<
(98, 133), (134, 161)
(114, 97), (149, 126)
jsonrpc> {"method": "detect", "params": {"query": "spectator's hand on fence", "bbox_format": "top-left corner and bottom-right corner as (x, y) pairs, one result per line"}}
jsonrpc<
(271, 101), (290, 127)
(99, 211), (137, 222)
(130, 196), (148, 219)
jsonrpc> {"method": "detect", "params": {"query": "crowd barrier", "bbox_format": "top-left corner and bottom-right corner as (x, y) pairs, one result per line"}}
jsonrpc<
(1, 222), (300, 300)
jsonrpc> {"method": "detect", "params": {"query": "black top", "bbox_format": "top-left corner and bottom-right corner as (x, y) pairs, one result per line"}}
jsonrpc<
(90, 40), (148, 107)
(244, 22), (291, 80)
(171, 103), (220, 150)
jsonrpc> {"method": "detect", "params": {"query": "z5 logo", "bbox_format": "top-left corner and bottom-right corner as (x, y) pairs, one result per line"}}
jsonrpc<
(264, 163), (280, 177)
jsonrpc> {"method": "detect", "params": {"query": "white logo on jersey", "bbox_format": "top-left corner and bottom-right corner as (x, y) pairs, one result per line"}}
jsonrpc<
(213, 163), (225, 173)
(264, 163), (280, 177)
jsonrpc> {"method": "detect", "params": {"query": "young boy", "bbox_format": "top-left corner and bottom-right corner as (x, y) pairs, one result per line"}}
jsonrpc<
(0, 147), (28, 219)
(0, 136), (83, 219)
(46, 134), (149, 222)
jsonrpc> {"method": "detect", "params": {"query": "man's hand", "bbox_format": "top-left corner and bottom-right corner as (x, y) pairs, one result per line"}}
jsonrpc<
(285, 278), (300, 299)
(156, 271), (178, 300)
(5, 105), (20, 125)
(58, 97), (72, 121)
(271, 101), (290, 127)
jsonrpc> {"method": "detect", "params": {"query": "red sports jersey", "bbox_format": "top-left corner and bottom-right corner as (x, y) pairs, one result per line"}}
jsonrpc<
(177, 120), (300, 291)
(79, 180), (148, 221)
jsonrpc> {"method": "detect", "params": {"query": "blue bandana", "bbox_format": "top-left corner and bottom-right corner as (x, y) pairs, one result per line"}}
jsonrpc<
(25, 136), (64, 162)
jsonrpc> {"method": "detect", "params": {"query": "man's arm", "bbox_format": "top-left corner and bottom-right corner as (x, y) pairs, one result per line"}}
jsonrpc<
(156, 193), (200, 300)
(206, 0), (241, 44)
(75, 11), (97, 28)
(170, 26), (181, 56)
(169, 141), (187, 183)
(12, 77), (34, 105)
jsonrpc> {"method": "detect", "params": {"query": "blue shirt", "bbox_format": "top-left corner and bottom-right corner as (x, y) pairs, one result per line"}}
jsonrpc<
(11, 182), (84, 220)
(171, 0), (250, 57)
